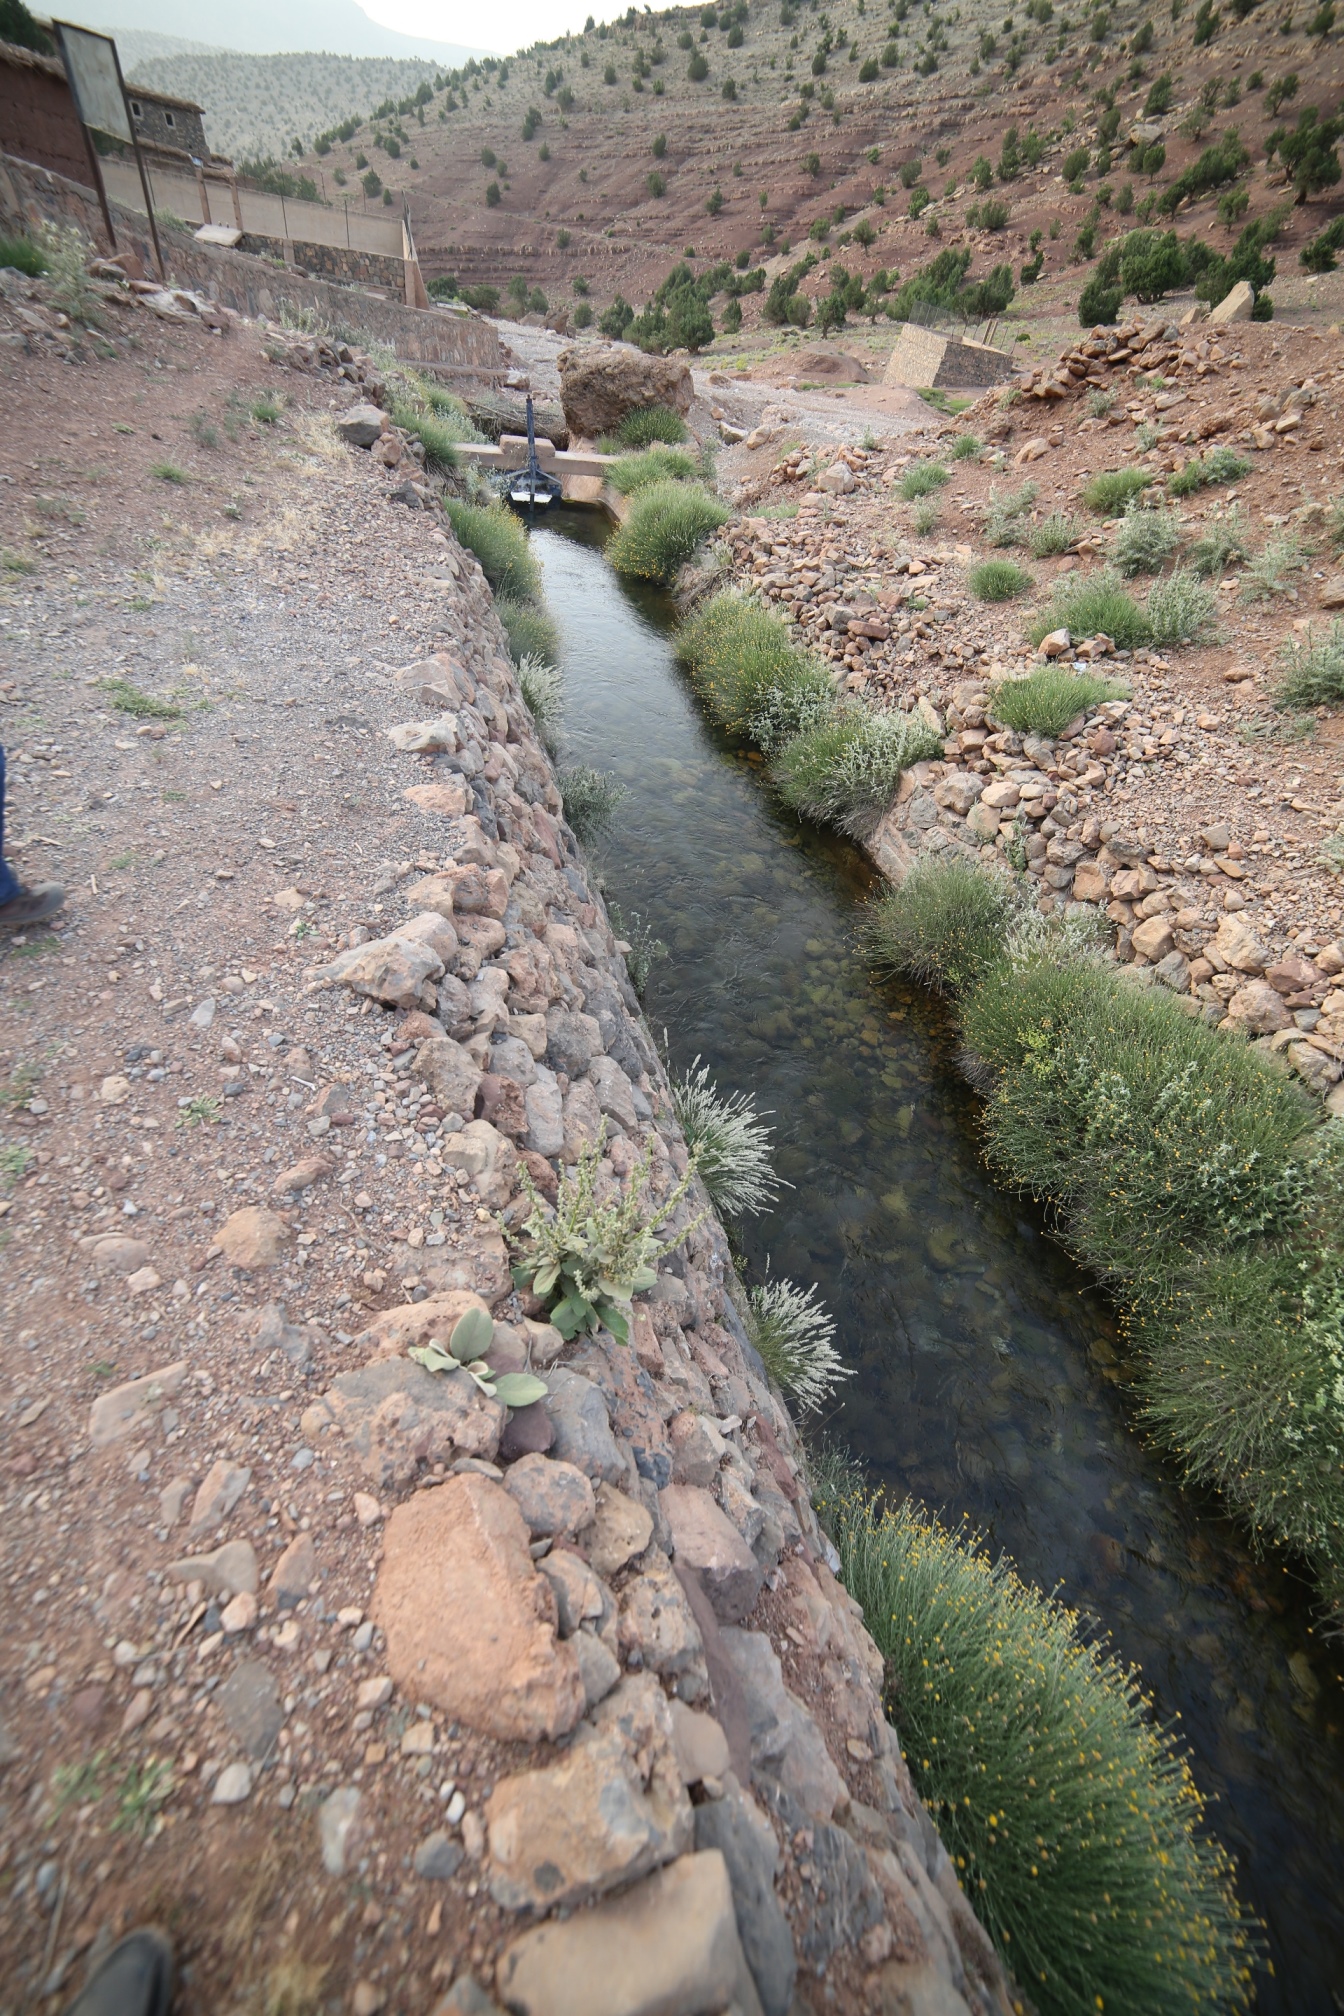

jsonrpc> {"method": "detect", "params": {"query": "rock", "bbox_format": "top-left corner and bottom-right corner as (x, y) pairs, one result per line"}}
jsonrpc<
(979, 779), (1020, 811)
(158, 1477), (191, 1526)
(584, 1480), (654, 1576)
(557, 343), (692, 440)
(271, 1154), (334, 1198)
(1037, 628), (1071, 659)
(221, 1590), (258, 1633)
(561, 1077), (604, 1162)
(503, 1453), (596, 1538)
(486, 1714), (693, 1912)
(309, 933), (443, 1011)
(270, 1531), (318, 1606)
(415, 1830), (466, 1880)
(356, 1289), (495, 1359)
(498, 1400), (556, 1460)
(537, 1548), (608, 1639)
(319, 1785), (363, 1876)
(966, 801), (1001, 844)
(1209, 279), (1255, 325)
(660, 1485), (764, 1624)
(88, 1360), (188, 1448)
(213, 1207), (289, 1270)
(694, 1791), (796, 2016)
(1014, 436), (1050, 464)
(668, 1411), (721, 1489)
(351, 1986), (385, 2016)
(1318, 575), (1344, 611)
(189, 1459), (251, 1531)
(932, 773), (984, 817)
(212, 1761), (253, 1806)
(545, 1369), (627, 1484)
(79, 1232), (151, 1275)
(398, 913), (462, 968)
(414, 1036), (483, 1116)
(371, 1474), (585, 1742)
(336, 402), (387, 447)
(254, 1302), (316, 1372)
(574, 1627), (622, 1707)
(759, 1782), (884, 1975)
(1290, 1041), (1340, 1096)
(1213, 912), (1269, 974)
(165, 1538), (258, 1599)
(820, 461), (857, 495)
(1130, 916), (1175, 963)
(589, 1053), (639, 1132)
(1152, 950), (1191, 993)
(216, 1660), (283, 1760)
(440, 1120), (518, 1208)
(495, 1850), (762, 2016)
(430, 1981), (505, 2016)
(1226, 979), (1293, 1035)
(719, 1628), (847, 1821)
(99, 1073), (132, 1105)
(317, 1355), (504, 1486)
(619, 1550), (710, 1700)
(545, 1007), (602, 1076)
(1072, 860), (1109, 903)
(669, 1700), (731, 1785)
(523, 1075), (565, 1157)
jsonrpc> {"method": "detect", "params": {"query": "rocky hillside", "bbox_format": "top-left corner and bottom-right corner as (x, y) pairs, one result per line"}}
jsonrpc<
(285, 0), (1344, 354)
(124, 49), (438, 164)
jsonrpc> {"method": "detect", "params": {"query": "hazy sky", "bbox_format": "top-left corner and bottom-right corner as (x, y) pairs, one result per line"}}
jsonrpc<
(360, 0), (634, 52)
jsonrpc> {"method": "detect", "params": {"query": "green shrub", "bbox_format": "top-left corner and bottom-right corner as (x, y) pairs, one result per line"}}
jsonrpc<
(607, 445), (700, 493)
(817, 1479), (1259, 2016)
(517, 655), (563, 748)
(1083, 466), (1150, 514)
(671, 1057), (781, 1215)
(969, 558), (1034, 601)
(773, 705), (943, 836)
(1146, 566), (1218, 645)
(1240, 531), (1304, 601)
(897, 459), (950, 500)
(391, 402), (460, 474)
(990, 664), (1128, 736)
(1189, 507), (1250, 578)
(983, 480), (1037, 546)
(1028, 511), (1082, 557)
(496, 594), (559, 666)
(444, 499), (541, 601)
(0, 233), (46, 276)
(558, 765), (628, 842)
(1026, 569), (1151, 653)
(951, 432), (982, 459)
(616, 402), (689, 446)
(1167, 443), (1252, 496)
(1276, 619), (1344, 708)
(865, 856), (1018, 995)
(609, 481), (730, 585)
(747, 667), (837, 752)
(963, 957), (1322, 1284)
(747, 1277), (848, 1409)
(1079, 273), (1124, 325)
(676, 592), (820, 732)
(1112, 502), (1181, 576)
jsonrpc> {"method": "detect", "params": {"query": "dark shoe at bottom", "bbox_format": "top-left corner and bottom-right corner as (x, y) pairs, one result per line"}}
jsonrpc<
(0, 881), (64, 930)
(64, 1929), (174, 2016)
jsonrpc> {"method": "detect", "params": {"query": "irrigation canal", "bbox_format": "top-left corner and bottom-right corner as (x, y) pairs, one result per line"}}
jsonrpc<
(528, 509), (1344, 2012)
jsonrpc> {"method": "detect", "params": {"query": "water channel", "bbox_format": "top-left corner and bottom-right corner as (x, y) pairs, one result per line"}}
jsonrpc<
(527, 509), (1344, 2011)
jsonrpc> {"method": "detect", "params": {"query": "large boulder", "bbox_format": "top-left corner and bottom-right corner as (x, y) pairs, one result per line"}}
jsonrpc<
(557, 343), (693, 441)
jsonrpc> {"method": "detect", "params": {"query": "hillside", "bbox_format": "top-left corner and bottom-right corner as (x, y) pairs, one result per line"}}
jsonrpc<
(123, 49), (441, 163)
(285, 0), (1344, 359)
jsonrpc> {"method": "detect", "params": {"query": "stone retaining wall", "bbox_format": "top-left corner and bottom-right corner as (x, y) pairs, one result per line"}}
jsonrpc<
(302, 425), (1018, 2016)
(884, 325), (1016, 391)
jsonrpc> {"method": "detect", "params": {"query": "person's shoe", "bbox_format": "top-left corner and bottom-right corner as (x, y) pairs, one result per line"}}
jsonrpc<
(0, 881), (64, 930)
(64, 1928), (174, 2016)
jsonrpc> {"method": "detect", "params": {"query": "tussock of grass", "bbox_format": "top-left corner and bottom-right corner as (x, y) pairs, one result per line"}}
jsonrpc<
(816, 1468), (1260, 2016)
(150, 462), (188, 484)
(615, 403), (689, 447)
(95, 678), (182, 720)
(0, 233), (46, 277)
(391, 400), (460, 474)
(950, 431), (982, 459)
(983, 480), (1037, 547)
(675, 593), (837, 747)
(990, 665), (1128, 737)
(1166, 443), (1251, 497)
(1026, 568), (1151, 653)
(1240, 531), (1305, 602)
(444, 499), (541, 602)
(607, 445), (700, 493)
(558, 765), (627, 842)
(1189, 507), (1250, 578)
(671, 1057), (781, 1216)
(773, 706), (943, 837)
(1083, 466), (1150, 515)
(747, 1278), (848, 1409)
(496, 595), (558, 666)
(898, 459), (950, 501)
(865, 856), (1018, 995)
(1276, 621), (1344, 709)
(517, 655), (563, 750)
(608, 481), (730, 586)
(968, 558), (1033, 602)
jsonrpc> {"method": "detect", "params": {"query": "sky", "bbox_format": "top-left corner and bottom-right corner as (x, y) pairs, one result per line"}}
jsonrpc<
(359, 0), (634, 52)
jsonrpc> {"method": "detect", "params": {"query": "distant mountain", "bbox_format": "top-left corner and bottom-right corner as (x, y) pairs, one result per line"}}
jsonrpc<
(122, 48), (447, 160)
(70, 0), (493, 62)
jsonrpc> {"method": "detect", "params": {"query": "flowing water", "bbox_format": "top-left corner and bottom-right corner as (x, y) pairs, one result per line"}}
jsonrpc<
(529, 509), (1344, 2012)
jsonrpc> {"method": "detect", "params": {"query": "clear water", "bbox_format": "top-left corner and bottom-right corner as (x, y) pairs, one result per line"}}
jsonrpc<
(530, 510), (1344, 2013)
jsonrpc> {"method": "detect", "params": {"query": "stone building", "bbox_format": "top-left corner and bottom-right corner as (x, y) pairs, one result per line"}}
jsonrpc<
(124, 83), (208, 159)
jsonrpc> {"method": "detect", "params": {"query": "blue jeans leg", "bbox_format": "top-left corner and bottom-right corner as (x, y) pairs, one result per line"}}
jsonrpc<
(0, 748), (22, 905)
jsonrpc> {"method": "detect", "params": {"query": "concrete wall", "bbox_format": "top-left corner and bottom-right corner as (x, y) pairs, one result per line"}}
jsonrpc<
(0, 149), (503, 376)
(884, 322), (1016, 390)
(100, 158), (403, 257)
